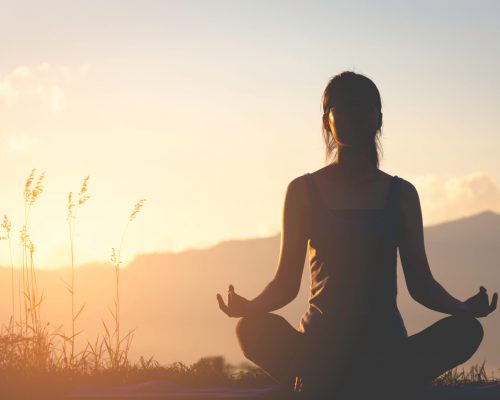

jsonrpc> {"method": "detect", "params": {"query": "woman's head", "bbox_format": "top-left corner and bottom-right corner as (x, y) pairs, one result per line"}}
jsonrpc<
(321, 71), (383, 167)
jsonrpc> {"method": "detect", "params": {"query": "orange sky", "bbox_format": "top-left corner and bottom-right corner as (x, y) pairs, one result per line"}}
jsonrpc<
(1, 1), (499, 269)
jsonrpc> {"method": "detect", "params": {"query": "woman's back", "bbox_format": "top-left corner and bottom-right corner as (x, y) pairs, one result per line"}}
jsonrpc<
(304, 167), (395, 210)
(293, 167), (409, 392)
(299, 167), (408, 346)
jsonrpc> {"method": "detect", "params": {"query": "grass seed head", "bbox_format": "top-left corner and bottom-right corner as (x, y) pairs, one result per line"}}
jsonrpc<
(110, 247), (120, 265)
(0, 215), (11, 240)
(67, 192), (75, 219)
(19, 225), (29, 244)
(78, 176), (91, 205)
(129, 199), (146, 222)
(24, 168), (36, 203)
(29, 171), (46, 206)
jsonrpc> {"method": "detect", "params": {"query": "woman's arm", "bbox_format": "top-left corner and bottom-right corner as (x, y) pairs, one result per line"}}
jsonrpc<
(398, 179), (473, 315)
(245, 176), (310, 313)
(216, 176), (310, 317)
(399, 179), (497, 317)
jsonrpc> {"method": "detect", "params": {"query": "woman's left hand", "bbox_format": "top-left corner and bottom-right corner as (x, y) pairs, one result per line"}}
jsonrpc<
(216, 284), (251, 318)
(462, 286), (498, 318)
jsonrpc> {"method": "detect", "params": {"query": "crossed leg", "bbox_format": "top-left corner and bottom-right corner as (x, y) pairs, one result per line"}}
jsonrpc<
(236, 313), (484, 394)
(236, 313), (305, 388)
(393, 315), (484, 389)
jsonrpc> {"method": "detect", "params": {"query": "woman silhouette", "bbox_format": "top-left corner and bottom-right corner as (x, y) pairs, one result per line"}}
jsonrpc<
(216, 71), (497, 398)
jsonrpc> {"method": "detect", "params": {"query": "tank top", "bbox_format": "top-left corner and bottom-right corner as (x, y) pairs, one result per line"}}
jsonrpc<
(299, 172), (408, 345)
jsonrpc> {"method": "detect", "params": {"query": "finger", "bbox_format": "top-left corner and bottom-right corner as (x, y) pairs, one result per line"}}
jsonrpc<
(216, 293), (230, 316)
(228, 285), (234, 305)
(489, 292), (498, 312)
(216, 293), (226, 309)
(480, 286), (486, 294)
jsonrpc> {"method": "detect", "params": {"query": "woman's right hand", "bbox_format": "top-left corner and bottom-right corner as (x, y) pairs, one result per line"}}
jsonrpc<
(461, 286), (498, 318)
(216, 284), (252, 318)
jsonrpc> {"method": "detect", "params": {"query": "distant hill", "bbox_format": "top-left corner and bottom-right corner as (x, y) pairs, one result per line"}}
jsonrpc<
(0, 210), (498, 371)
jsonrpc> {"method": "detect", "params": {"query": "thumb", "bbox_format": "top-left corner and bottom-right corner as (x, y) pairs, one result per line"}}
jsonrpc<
(490, 292), (498, 313)
(229, 284), (235, 293)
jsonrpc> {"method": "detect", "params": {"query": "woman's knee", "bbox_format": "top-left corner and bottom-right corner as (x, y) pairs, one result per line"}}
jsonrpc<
(454, 315), (483, 344)
(235, 313), (291, 357)
(235, 316), (253, 346)
(236, 313), (286, 338)
(447, 315), (484, 359)
(236, 314), (273, 348)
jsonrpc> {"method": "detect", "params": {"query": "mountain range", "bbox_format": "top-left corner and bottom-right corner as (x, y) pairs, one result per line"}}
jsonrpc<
(0, 210), (498, 372)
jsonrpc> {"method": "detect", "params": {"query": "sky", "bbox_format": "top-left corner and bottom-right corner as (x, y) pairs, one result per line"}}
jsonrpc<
(0, 0), (499, 269)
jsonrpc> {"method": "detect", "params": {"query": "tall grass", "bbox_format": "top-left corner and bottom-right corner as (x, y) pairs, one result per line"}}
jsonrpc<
(64, 176), (90, 367)
(1, 215), (14, 321)
(435, 361), (498, 386)
(0, 169), (147, 377)
(104, 198), (146, 369)
(18, 169), (46, 363)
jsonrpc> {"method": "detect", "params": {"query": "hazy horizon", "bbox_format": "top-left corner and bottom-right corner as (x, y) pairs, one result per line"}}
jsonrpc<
(0, 209), (497, 271)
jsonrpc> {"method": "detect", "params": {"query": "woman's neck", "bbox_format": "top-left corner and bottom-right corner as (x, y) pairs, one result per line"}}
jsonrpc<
(331, 146), (377, 181)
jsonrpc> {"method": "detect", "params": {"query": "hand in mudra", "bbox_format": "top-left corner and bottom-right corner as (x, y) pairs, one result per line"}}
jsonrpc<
(463, 286), (498, 318)
(216, 284), (251, 318)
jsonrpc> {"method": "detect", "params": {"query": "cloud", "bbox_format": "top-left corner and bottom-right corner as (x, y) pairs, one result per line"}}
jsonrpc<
(256, 222), (279, 237)
(0, 133), (38, 152)
(0, 62), (89, 113)
(410, 172), (500, 226)
(48, 84), (65, 113)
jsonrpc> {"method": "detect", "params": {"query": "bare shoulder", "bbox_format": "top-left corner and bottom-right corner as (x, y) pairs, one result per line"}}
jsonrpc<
(375, 169), (393, 183)
(398, 177), (419, 198)
(305, 165), (330, 184)
(285, 174), (311, 210)
(397, 177), (421, 215)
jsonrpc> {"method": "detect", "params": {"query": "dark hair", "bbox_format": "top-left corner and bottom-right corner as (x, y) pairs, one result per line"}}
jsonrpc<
(321, 71), (383, 167)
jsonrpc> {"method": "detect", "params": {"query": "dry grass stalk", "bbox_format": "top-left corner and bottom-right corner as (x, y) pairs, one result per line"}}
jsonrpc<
(104, 198), (146, 369)
(1, 170), (148, 376)
(65, 176), (91, 367)
(0, 215), (14, 321)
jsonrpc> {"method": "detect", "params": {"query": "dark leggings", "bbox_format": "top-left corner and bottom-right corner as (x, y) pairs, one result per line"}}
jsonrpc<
(236, 313), (483, 395)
